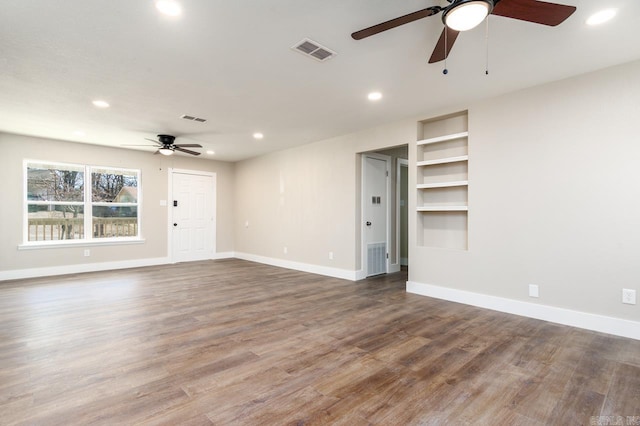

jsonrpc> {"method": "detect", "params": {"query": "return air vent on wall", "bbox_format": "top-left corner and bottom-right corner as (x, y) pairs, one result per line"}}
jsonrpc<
(181, 114), (207, 123)
(367, 242), (386, 277)
(291, 38), (337, 62)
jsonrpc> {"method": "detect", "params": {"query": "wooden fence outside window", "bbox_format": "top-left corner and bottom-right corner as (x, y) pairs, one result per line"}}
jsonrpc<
(28, 218), (138, 241)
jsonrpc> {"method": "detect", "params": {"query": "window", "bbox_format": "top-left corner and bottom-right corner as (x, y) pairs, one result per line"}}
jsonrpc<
(25, 161), (140, 244)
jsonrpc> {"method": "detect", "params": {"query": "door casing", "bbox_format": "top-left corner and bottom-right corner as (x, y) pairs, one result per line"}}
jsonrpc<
(167, 168), (216, 262)
(360, 153), (391, 278)
(397, 159), (409, 267)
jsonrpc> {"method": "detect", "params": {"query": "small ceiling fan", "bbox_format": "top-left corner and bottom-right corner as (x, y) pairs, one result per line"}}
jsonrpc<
(351, 0), (577, 63)
(124, 134), (202, 156)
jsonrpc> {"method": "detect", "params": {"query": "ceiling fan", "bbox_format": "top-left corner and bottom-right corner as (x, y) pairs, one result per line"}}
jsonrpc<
(124, 134), (202, 156)
(351, 0), (577, 63)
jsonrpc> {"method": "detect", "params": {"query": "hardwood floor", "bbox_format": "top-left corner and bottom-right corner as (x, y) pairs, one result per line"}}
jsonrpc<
(1, 259), (639, 425)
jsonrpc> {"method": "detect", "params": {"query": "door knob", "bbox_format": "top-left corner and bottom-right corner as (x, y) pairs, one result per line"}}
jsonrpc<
(366, 221), (372, 226)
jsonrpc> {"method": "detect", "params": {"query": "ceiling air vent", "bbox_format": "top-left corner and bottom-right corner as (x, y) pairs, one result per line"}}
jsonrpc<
(181, 114), (207, 123)
(292, 38), (337, 62)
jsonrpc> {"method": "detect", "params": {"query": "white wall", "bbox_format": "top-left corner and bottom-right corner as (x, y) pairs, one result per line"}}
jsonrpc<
(0, 133), (235, 278)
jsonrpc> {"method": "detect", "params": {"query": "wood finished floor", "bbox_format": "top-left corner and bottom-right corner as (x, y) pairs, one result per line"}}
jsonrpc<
(1, 259), (639, 425)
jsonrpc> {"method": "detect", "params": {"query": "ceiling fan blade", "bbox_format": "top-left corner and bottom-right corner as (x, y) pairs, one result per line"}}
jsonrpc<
(174, 144), (203, 148)
(351, 6), (442, 40)
(174, 146), (201, 156)
(428, 27), (460, 64)
(145, 138), (163, 146)
(492, 0), (576, 26)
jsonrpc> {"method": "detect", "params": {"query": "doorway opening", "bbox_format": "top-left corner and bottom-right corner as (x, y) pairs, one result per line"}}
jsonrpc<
(360, 145), (408, 278)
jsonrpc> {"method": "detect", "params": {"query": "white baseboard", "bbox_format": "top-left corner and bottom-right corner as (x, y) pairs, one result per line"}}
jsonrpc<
(389, 263), (401, 274)
(0, 251), (238, 281)
(211, 251), (235, 260)
(407, 281), (640, 341)
(234, 252), (358, 281)
(0, 252), (352, 282)
(0, 257), (171, 281)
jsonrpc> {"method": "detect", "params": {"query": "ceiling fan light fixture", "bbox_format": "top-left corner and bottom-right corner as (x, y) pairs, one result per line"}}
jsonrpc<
(159, 147), (174, 156)
(443, 0), (493, 32)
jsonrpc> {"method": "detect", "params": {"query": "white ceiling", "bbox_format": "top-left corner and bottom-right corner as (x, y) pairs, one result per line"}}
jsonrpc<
(1, 0), (639, 162)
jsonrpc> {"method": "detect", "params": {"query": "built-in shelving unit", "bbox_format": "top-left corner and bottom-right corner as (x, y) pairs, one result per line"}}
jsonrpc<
(416, 112), (468, 250)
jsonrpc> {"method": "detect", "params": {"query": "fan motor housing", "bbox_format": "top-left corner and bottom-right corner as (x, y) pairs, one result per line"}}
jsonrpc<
(157, 134), (176, 145)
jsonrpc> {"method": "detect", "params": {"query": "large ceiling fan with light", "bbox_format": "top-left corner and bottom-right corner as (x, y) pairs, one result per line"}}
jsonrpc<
(351, 0), (577, 63)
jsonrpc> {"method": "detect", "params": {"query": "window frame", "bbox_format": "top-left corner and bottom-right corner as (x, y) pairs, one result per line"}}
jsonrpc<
(22, 159), (143, 247)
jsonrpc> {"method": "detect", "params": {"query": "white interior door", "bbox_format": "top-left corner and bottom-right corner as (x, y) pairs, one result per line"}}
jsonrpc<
(171, 170), (216, 262)
(363, 155), (389, 277)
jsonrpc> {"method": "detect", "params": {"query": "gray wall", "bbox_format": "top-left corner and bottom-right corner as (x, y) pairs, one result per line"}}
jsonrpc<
(410, 59), (640, 321)
(2, 58), (638, 324)
(233, 119), (416, 274)
(234, 59), (640, 322)
(0, 134), (235, 273)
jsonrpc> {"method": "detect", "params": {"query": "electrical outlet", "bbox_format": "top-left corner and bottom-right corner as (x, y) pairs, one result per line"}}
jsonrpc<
(529, 284), (539, 298)
(83, 249), (90, 257)
(283, 246), (288, 254)
(622, 289), (636, 305)
(329, 251), (334, 260)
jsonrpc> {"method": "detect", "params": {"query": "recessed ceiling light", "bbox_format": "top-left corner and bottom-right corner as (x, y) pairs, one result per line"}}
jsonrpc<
(253, 132), (264, 140)
(92, 100), (110, 108)
(586, 9), (616, 26)
(368, 92), (382, 101)
(155, 0), (182, 17)
(206, 150), (215, 155)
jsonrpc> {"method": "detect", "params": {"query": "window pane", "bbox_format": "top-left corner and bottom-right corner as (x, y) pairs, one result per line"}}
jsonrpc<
(27, 164), (84, 201)
(92, 169), (138, 203)
(27, 204), (85, 241)
(92, 206), (138, 238)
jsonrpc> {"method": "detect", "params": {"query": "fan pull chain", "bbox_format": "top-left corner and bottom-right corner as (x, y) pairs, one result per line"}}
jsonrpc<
(443, 27), (448, 75)
(485, 17), (490, 75)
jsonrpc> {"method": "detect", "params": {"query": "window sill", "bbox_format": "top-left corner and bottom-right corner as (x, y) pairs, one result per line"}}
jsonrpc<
(18, 238), (146, 250)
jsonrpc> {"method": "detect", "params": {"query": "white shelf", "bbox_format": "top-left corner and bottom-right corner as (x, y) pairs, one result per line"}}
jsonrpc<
(417, 155), (468, 167)
(417, 180), (468, 189)
(417, 206), (468, 212)
(417, 131), (468, 146)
